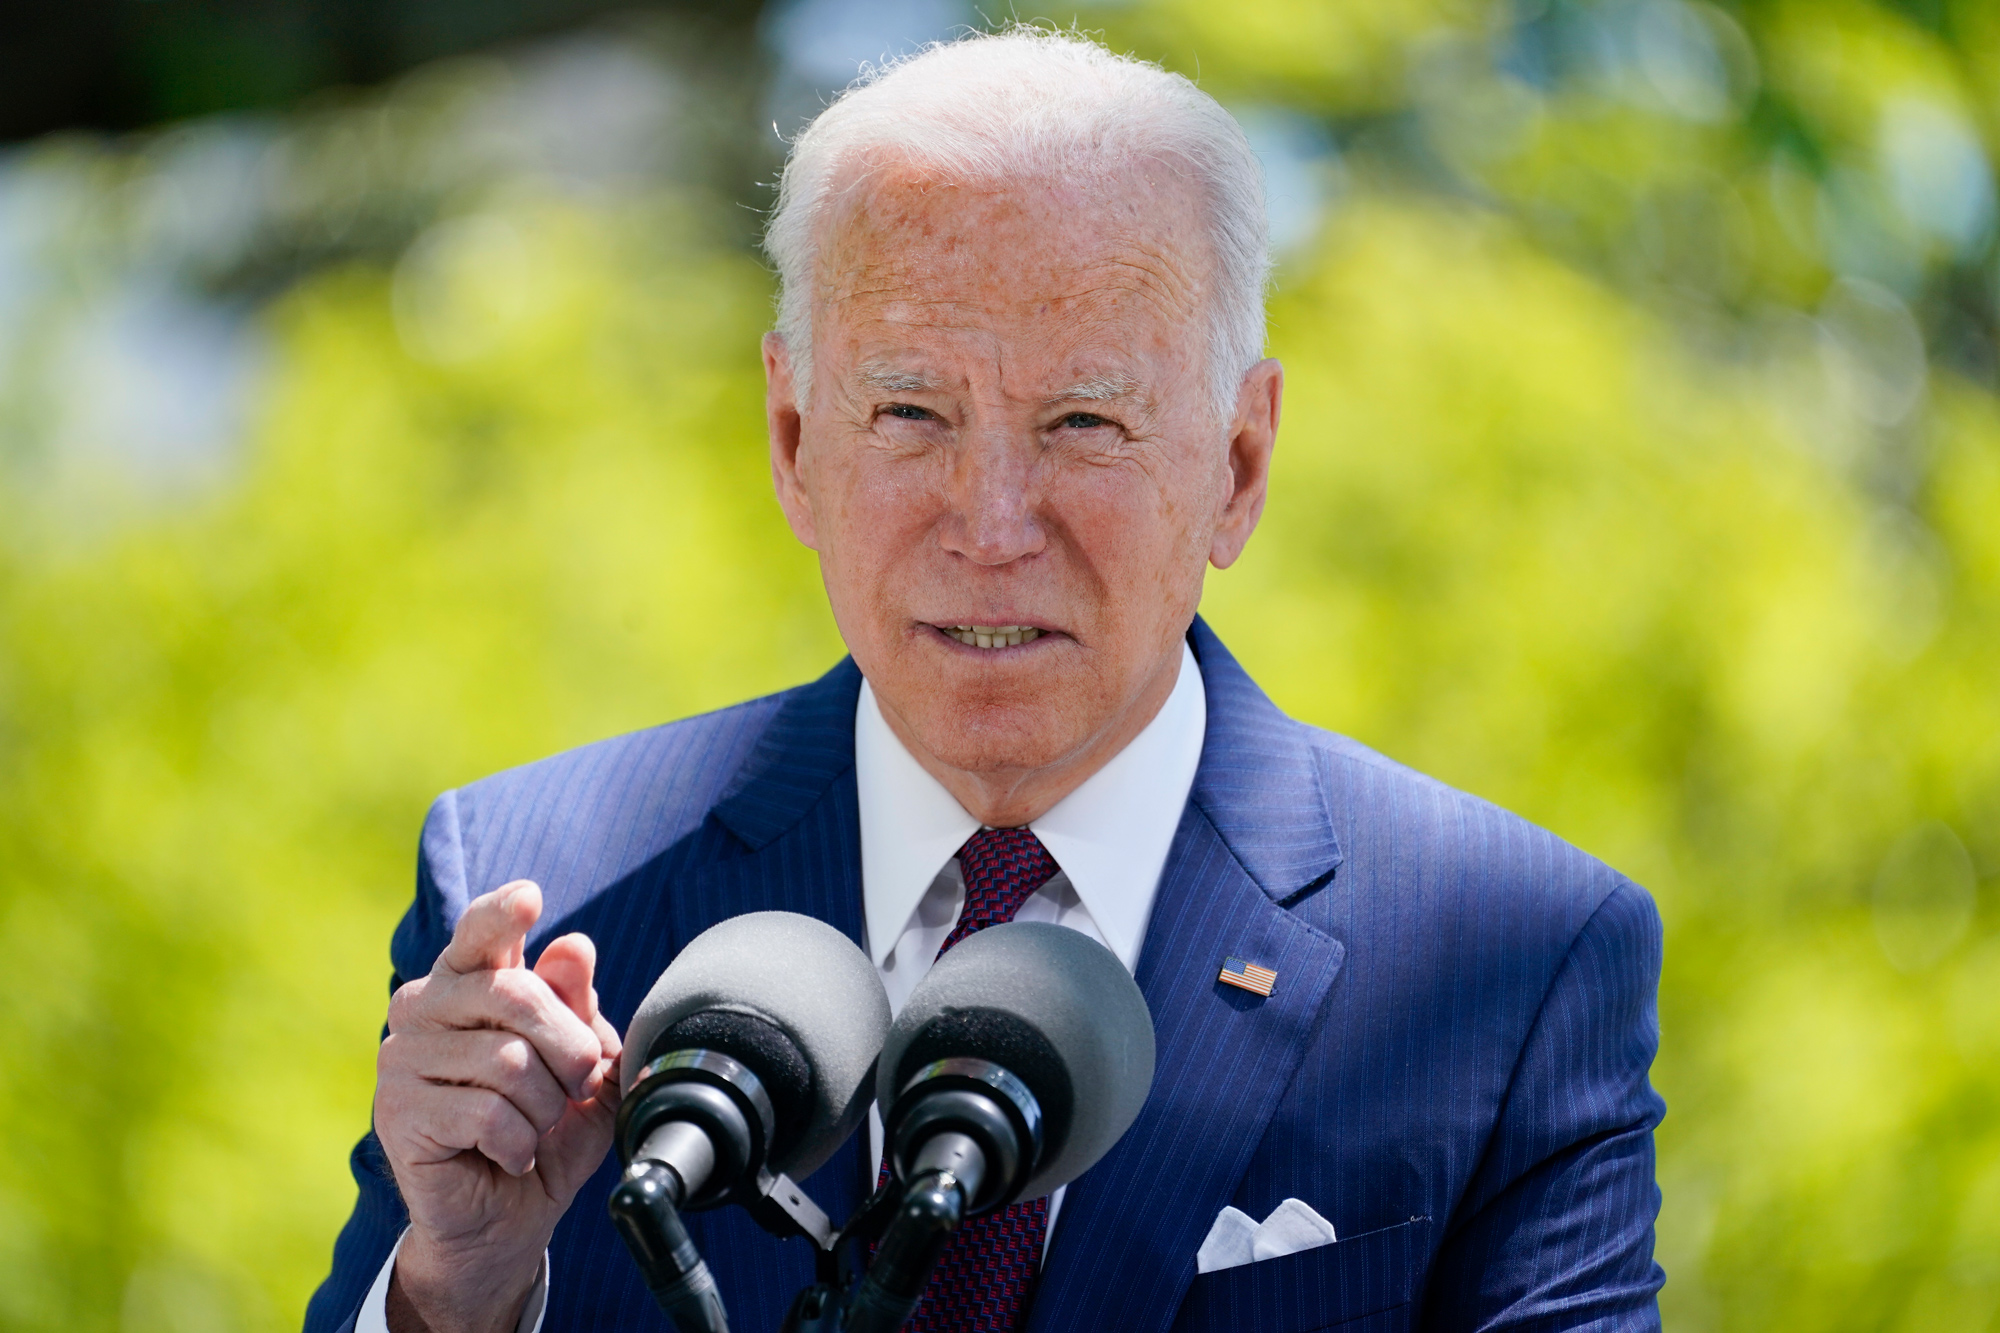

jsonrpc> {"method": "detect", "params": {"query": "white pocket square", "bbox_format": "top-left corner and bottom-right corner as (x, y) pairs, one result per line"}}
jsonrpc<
(1195, 1198), (1338, 1274)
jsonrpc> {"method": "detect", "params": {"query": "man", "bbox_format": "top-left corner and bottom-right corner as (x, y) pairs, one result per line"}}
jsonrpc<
(308, 28), (1665, 1333)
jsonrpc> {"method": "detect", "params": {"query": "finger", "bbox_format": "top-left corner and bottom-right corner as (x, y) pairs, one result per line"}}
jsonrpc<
(379, 1028), (572, 1136)
(584, 1007), (623, 1102)
(425, 967), (606, 1100)
(537, 1064), (624, 1201)
(593, 1048), (624, 1118)
(591, 1001), (622, 1063)
(436, 881), (540, 977)
(534, 937), (619, 1100)
(382, 1081), (542, 1177)
(391, 962), (604, 1099)
(533, 933), (597, 1025)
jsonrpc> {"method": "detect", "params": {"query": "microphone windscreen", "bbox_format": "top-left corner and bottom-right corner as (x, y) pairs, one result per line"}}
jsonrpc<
(877, 922), (1155, 1200)
(623, 911), (891, 1181)
(648, 1009), (815, 1148)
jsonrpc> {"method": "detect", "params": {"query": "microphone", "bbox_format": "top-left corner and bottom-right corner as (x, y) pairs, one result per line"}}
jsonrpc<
(843, 922), (1155, 1333)
(608, 911), (891, 1333)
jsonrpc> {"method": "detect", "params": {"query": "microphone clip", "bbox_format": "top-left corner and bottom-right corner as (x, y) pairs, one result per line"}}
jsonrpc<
(745, 1165), (837, 1250)
(780, 1057), (1048, 1333)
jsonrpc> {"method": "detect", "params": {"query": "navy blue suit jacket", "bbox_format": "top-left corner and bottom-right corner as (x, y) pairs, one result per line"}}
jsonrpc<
(308, 620), (1665, 1332)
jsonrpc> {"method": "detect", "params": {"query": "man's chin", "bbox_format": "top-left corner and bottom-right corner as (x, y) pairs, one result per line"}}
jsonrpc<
(894, 692), (1092, 779)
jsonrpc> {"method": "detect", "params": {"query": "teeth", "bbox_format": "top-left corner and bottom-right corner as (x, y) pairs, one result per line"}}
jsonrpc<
(942, 625), (1043, 649)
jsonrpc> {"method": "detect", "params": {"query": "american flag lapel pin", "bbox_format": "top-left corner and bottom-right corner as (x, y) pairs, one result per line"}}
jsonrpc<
(1219, 956), (1278, 997)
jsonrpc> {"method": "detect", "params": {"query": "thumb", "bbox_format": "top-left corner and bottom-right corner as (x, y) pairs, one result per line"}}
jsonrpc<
(436, 880), (540, 976)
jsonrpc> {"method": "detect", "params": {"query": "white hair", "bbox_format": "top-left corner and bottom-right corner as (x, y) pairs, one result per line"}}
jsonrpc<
(763, 27), (1271, 420)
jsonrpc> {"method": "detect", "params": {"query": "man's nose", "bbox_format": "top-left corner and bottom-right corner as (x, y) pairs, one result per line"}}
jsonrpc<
(939, 431), (1045, 566)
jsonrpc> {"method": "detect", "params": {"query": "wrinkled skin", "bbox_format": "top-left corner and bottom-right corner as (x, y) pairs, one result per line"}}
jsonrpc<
(768, 157), (1281, 825)
(378, 883), (621, 1333)
(375, 155), (1281, 1332)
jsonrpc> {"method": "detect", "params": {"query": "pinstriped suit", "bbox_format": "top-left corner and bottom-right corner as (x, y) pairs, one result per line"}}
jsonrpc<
(307, 619), (1666, 1332)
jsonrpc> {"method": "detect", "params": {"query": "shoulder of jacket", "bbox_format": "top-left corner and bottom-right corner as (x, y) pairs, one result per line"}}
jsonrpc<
(1296, 722), (1642, 926)
(456, 689), (792, 811)
(425, 687), (807, 898)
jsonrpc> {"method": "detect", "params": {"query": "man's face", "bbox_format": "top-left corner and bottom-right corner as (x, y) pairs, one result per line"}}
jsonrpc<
(766, 158), (1278, 809)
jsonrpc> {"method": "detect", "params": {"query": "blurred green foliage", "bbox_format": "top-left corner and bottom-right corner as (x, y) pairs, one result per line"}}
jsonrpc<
(0, 1), (1997, 1330)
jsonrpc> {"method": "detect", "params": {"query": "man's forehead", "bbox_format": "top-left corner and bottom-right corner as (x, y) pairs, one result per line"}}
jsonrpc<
(817, 158), (1210, 317)
(831, 152), (1200, 231)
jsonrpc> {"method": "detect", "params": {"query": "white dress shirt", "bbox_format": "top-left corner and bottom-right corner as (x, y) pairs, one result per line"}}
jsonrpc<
(858, 641), (1206, 1244)
(358, 642), (1205, 1328)
(358, 1230), (548, 1333)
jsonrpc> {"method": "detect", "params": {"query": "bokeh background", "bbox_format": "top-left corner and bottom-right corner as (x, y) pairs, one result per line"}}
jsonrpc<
(1, 0), (1996, 1328)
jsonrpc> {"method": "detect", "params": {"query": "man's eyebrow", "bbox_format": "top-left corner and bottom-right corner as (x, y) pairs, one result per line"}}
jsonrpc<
(1046, 374), (1143, 404)
(855, 366), (947, 393)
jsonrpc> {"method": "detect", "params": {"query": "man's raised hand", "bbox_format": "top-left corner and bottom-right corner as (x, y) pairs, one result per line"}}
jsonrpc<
(374, 881), (622, 1333)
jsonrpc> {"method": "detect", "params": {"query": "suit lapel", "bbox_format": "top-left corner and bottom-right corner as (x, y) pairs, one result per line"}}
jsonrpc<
(671, 656), (868, 954)
(666, 658), (872, 1227)
(1027, 621), (1348, 1333)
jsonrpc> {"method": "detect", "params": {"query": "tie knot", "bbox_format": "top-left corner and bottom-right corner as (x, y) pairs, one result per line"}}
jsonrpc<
(942, 826), (1058, 956)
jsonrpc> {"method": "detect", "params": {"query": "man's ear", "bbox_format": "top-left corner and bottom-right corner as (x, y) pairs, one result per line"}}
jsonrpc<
(1209, 358), (1281, 570)
(765, 332), (819, 550)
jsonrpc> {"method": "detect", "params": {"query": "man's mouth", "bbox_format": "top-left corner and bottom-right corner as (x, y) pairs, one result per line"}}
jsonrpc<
(936, 624), (1044, 649)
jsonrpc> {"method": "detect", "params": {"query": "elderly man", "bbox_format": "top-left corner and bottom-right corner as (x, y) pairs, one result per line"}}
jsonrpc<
(308, 29), (1664, 1333)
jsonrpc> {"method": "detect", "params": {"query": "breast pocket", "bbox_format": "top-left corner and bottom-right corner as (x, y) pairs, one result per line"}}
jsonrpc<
(1169, 1217), (1431, 1333)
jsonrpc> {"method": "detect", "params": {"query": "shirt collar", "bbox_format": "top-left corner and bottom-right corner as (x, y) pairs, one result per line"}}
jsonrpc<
(855, 641), (1207, 970)
(855, 680), (981, 967)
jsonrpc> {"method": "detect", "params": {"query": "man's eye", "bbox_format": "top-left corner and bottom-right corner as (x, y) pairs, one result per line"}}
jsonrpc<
(883, 403), (934, 421)
(1059, 412), (1110, 429)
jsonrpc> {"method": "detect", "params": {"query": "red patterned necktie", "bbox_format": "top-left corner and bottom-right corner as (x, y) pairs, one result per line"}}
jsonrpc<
(897, 825), (1059, 1333)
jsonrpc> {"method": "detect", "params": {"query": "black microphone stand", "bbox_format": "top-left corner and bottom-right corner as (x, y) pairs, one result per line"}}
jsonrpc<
(833, 1145), (982, 1333)
(610, 1049), (840, 1333)
(608, 1158), (728, 1332)
(781, 1058), (1044, 1333)
(610, 1049), (1044, 1333)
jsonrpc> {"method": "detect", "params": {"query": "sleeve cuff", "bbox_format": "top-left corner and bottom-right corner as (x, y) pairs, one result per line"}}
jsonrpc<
(356, 1230), (550, 1333)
